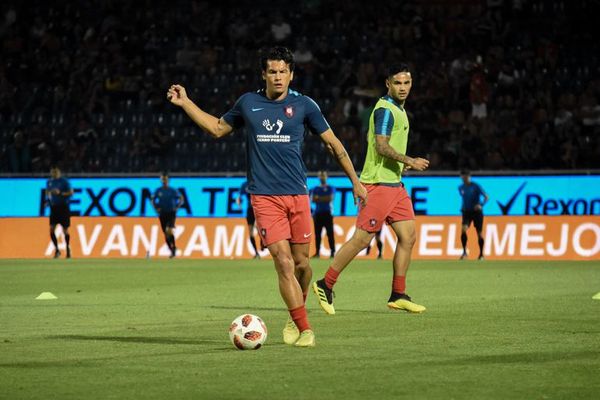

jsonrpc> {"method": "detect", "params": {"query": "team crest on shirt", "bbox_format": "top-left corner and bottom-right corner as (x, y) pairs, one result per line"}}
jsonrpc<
(284, 105), (294, 118)
(369, 218), (377, 227)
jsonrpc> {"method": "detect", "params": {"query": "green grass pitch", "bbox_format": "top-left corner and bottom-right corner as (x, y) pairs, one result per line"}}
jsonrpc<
(1, 258), (599, 400)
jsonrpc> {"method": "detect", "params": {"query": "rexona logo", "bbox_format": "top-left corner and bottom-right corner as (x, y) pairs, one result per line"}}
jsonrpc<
(497, 182), (600, 215)
(497, 182), (527, 215)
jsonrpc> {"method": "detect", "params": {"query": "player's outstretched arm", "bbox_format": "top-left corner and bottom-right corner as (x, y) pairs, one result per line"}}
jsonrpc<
(319, 129), (367, 206)
(167, 84), (233, 138)
(375, 135), (429, 171)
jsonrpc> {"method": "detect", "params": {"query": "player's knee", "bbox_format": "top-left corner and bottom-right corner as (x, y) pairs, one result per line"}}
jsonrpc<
(400, 231), (416, 249)
(274, 253), (295, 276)
(352, 232), (373, 250)
(294, 257), (310, 274)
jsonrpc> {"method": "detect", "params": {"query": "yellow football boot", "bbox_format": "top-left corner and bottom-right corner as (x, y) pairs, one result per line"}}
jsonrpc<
(294, 329), (316, 347)
(387, 293), (426, 313)
(282, 317), (300, 345)
(312, 279), (335, 315)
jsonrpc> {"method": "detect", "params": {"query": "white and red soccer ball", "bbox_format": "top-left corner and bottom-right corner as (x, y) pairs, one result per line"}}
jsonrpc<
(229, 314), (268, 350)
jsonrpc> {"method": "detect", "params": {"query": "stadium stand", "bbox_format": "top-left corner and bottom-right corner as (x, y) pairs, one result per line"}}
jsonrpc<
(0, 0), (598, 173)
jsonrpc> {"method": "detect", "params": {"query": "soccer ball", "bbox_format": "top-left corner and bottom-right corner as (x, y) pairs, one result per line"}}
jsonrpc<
(229, 314), (268, 350)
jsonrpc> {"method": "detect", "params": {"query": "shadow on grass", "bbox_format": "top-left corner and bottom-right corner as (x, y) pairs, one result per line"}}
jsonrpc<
(0, 360), (93, 369)
(0, 346), (234, 369)
(437, 350), (600, 365)
(206, 305), (393, 315)
(0, 335), (241, 368)
(46, 334), (220, 345)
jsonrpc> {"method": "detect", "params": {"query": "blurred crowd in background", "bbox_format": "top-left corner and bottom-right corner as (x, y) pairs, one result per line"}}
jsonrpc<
(1, 0), (599, 174)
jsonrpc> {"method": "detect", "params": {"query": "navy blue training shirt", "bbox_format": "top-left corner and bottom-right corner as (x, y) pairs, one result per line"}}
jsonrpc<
(311, 185), (335, 214)
(459, 182), (487, 212)
(153, 186), (183, 213)
(46, 177), (72, 206)
(222, 89), (330, 195)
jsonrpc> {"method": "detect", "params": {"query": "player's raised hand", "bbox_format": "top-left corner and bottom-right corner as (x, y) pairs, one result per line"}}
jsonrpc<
(167, 84), (188, 106)
(407, 157), (429, 171)
(353, 182), (368, 207)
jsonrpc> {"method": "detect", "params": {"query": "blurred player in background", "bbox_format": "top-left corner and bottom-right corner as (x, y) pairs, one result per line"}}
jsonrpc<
(167, 46), (367, 347)
(313, 63), (429, 315)
(152, 173), (184, 258)
(310, 170), (336, 259)
(458, 169), (489, 260)
(365, 229), (383, 259)
(46, 166), (74, 258)
(236, 180), (262, 258)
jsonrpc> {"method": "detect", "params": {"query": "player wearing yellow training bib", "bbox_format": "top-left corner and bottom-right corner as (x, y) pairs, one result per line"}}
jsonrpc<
(313, 64), (430, 315)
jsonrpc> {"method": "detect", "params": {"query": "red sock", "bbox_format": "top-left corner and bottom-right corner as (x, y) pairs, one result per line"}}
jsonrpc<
(324, 267), (340, 289)
(289, 306), (311, 332)
(392, 275), (406, 294)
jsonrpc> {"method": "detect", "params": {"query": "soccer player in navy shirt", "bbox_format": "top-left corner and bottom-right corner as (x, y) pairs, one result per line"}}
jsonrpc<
(167, 46), (367, 347)
(45, 166), (73, 258)
(458, 169), (489, 260)
(152, 173), (184, 258)
(236, 180), (262, 259)
(311, 171), (336, 259)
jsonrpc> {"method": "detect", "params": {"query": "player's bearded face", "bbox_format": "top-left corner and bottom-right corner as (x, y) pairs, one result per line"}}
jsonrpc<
(263, 60), (294, 99)
(387, 72), (412, 103)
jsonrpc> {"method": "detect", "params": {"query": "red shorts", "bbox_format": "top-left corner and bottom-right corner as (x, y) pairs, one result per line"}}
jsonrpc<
(356, 184), (415, 232)
(250, 195), (312, 246)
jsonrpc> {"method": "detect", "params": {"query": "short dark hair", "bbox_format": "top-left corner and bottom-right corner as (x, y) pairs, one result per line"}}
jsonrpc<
(160, 171), (169, 178)
(386, 63), (411, 79)
(460, 169), (471, 176)
(259, 46), (295, 72)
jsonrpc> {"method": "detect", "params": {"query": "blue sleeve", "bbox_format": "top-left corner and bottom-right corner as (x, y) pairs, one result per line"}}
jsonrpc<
(222, 95), (246, 129)
(373, 108), (394, 136)
(172, 188), (182, 200)
(477, 184), (487, 197)
(152, 189), (159, 204)
(64, 179), (71, 191)
(304, 96), (330, 135)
